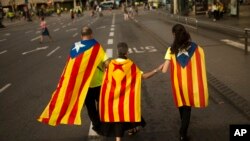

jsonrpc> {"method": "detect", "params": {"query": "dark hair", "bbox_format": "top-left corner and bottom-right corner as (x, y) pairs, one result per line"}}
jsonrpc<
(117, 42), (128, 59)
(41, 17), (44, 21)
(171, 24), (191, 55)
(81, 26), (92, 36)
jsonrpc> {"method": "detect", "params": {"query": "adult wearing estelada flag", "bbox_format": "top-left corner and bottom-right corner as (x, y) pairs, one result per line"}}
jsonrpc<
(161, 24), (209, 141)
(38, 26), (108, 131)
(98, 42), (163, 141)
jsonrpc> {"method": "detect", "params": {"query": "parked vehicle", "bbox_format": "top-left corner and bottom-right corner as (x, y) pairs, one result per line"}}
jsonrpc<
(100, 1), (114, 10)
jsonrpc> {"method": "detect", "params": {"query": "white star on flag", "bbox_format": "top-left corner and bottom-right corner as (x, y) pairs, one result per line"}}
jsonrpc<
(177, 50), (189, 57)
(72, 42), (85, 53)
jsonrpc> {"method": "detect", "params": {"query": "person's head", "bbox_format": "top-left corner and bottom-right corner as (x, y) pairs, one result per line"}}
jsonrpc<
(117, 42), (128, 59)
(40, 16), (44, 21)
(81, 26), (93, 39)
(171, 24), (191, 54)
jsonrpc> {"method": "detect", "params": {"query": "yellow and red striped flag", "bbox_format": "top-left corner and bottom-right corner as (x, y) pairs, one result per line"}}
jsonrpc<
(167, 42), (209, 108)
(99, 59), (142, 122)
(38, 39), (106, 126)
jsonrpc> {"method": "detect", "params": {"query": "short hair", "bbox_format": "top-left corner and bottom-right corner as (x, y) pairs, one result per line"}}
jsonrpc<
(117, 42), (128, 56)
(81, 26), (92, 36)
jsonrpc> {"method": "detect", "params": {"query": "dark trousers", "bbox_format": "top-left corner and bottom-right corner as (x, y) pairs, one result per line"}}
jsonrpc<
(179, 106), (191, 137)
(85, 86), (101, 128)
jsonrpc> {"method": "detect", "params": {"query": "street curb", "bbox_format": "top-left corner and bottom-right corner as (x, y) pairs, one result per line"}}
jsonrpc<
(207, 72), (250, 120)
(131, 17), (250, 120)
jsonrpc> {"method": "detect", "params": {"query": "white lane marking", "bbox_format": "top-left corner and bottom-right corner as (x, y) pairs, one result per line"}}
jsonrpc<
(107, 39), (113, 45)
(109, 32), (114, 37)
(5, 33), (10, 36)
(0, 83), (11, 94)
(30, 36), (41, 42)
(25, 30), (33, 34)
(73, 33), (78, 37)
(112, 13), (115, 25)
(221, 39), (250, 50)
(66, 28), (78, 32)
(96, 26), (106, 29)
(110, 27), (115, 31)
(53, 28), (60, 32)
(47, 46), (60, 57)
(128, 46), (158, 54)
(36, 31), (41, 34)
(111, 25), (115, 27)
(22, 46), (48, 55)
(88, 122), (99, 137)
(106, 49), (113, 58)
(0, 50), (7, 55)
(0, 39), (7, 42)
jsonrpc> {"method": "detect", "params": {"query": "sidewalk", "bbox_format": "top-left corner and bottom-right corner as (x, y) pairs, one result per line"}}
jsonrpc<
(189, 5), (250, 29)
(157, 5), (250, 37)
(134, 11), (250, 119)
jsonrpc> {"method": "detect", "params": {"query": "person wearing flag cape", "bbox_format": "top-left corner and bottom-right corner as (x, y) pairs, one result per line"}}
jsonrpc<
(98, 42), (163, 141)
(161, 24), (209, 141)
(37, 26), (108, 132)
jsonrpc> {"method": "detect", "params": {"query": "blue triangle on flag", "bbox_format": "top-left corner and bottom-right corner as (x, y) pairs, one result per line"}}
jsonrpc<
(176, 42), (197, 68)
(70, 39), (97, 58)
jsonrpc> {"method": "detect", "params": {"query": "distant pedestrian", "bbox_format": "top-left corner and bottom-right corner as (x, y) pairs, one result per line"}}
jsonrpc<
(70, 9), (75, 22)
(161, 24), (209, 141)
(98, 42), (163, 141)
(212, 2), (219, 21)
(40, 17), (52, 43)
(135, 5), (139, 16)
(128, 6), (134, 19)
(218, 2), (224, 19)
(123, 6), (129, 20)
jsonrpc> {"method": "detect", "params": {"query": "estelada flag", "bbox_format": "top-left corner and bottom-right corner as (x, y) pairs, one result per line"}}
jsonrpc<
(99, 59), (142, 122)
(38, 39), (106, 126)
(168, 42), (209, 108)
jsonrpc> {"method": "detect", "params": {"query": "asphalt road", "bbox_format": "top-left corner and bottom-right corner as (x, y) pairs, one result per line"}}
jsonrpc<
(0, 10), (249, 141)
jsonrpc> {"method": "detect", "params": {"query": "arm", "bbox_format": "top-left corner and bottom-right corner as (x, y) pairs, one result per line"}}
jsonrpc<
(103, 59), (111, 69)
(142, 64), (163, 79)
(162, 60), (170, 73)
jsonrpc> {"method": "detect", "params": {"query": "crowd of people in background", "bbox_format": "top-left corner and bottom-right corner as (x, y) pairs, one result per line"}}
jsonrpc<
(207, 2), (225, 21)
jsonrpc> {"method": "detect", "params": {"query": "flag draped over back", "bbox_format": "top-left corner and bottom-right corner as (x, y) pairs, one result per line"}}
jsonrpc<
(100, 59), (142, 122)
(169, 42), (209, 108)
(38, 39), (105, 126)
